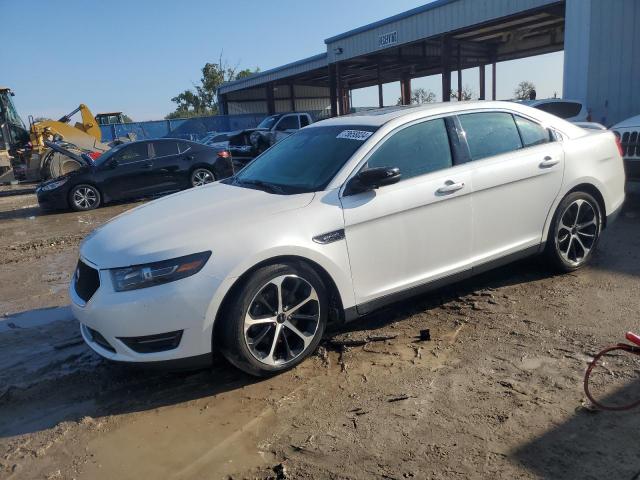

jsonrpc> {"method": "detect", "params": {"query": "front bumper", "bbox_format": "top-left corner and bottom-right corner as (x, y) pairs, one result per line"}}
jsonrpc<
(36, 187), (69, 210)
(624, 158), (640, 181)
(70, 257), (225, 364)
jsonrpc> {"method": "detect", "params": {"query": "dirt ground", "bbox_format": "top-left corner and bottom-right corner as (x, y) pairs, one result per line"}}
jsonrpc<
(1, 185), (640, 480)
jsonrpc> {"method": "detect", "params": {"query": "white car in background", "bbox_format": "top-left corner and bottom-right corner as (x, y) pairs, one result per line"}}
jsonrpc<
(519, 98), (588, 122)
(70, 101), (625, 376)
(611, 114), (640, 180)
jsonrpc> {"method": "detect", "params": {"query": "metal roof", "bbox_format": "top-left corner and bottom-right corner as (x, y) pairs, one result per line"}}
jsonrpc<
(324, 0), (456, 44)
(218, 53), (328, 95)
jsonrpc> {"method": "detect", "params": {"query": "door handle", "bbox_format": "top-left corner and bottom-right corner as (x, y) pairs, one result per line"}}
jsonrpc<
(539, 156), (559, 168)
(436, 180), (465, 194)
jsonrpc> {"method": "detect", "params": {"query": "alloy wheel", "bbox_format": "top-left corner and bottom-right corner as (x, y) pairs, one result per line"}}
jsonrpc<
(191, 169), (215, 186)
(555, 198), (599, 266)
(73, 186), (99, 210)
(243, 274), (321, 366)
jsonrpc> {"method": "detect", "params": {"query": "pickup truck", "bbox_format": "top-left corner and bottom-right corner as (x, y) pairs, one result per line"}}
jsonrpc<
(222, 112), (313, 160)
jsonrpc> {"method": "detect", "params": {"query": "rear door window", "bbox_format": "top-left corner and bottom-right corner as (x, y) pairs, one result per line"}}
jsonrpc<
(152, 141), (179, 157)
(458, 112), (522, 160)
(178, 142), (191, 153)
(366, 118), (452, 181)
(514, 115), (551, 147)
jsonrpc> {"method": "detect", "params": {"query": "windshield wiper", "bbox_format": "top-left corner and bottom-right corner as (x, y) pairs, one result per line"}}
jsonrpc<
(235, 178), (286, 194)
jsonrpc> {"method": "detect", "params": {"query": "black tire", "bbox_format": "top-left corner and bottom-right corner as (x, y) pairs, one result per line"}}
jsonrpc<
(190, 167), (216, 187)
(69, 184), (101, 211)
(545, 191), (602, 272)
(218, 262), (328, 377)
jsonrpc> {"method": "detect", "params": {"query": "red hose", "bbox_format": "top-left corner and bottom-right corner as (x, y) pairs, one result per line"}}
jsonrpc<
(584, 343), (640, 411)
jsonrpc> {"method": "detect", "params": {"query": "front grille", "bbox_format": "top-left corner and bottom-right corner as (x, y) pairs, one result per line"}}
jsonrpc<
(118, 330), (184, 354)
(614, 130), (640, 158)
(74, 260), (100, 302)
(86, 327), (116, 353)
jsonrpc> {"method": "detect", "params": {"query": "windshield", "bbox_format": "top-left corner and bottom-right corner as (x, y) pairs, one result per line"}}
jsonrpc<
(256, 114), (282, 130)
(93, 143), (127, 165)
(233, 125), (378, 194)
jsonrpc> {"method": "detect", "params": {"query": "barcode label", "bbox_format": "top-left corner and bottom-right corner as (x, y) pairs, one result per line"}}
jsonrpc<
(336, 130), (373, 141)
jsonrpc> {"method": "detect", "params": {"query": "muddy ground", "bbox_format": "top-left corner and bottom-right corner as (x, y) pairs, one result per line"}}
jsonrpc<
(1, 186), (640, 480)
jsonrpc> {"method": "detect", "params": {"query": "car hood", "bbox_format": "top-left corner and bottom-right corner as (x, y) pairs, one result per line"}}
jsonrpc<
(39, 165), (91, 185)
(612, 114), (640, 129)
(80, 182), (315, 269)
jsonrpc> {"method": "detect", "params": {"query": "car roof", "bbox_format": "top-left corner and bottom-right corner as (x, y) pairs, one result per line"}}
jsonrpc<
(310, 101), (542, 127)
(310, 100), (588, 139)
(518, 98), (584, 106)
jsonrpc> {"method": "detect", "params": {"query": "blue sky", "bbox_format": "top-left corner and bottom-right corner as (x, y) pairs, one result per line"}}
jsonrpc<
(2, 0), (563, 121)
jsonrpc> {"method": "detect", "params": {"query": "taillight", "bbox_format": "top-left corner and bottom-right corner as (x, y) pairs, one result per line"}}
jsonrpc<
(614, 134), (624, 157)
(88, 151), (102, 160)
(217, 150), (231, 159)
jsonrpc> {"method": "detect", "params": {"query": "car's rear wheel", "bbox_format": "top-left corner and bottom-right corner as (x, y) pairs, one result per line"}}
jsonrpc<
(546, 191), (602, 271)
(190, 167), (216, 187)
(219, 262), (327, 376)
(69, 184), (101, 211)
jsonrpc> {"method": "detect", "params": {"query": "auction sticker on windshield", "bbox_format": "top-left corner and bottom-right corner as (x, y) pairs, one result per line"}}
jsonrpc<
(336, 130), (373, 141)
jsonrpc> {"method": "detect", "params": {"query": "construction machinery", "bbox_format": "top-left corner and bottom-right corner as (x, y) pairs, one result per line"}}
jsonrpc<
(0, 87), (29, 178)
(0, 87), (127, 182)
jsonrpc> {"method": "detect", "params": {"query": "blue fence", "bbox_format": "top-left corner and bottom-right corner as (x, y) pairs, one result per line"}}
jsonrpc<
(99, 113), (266, 143)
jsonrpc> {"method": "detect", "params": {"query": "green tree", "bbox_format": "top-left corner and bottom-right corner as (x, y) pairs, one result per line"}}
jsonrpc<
(450, 86), (475, 101)
(166, 57), (260, 119)
(514, 81), (536, 100)
(397, 87), (437, 105)
(122, 114), (134, 123)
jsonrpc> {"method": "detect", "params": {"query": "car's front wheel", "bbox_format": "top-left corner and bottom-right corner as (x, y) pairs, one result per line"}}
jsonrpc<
(219, 262), (327, 376)
(69, 184), (101, 211)
(546, 191), (602, 271)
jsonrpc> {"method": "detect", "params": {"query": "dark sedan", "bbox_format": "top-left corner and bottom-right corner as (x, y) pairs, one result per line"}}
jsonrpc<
(37, 139), (246, 211)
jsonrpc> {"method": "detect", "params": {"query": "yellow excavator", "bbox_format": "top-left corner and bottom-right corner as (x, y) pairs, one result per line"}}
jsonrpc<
(1, 87), (122, 182)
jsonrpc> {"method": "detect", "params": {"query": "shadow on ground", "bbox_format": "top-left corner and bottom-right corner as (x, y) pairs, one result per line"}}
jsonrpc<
(514, 378), (640, 479)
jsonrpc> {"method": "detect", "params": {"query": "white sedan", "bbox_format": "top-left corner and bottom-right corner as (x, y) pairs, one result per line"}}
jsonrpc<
(70, 101), (626, 376)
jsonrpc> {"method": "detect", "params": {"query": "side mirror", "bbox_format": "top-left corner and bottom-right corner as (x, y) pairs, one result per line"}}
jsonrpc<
(107, 159), (119, 169)
(344, 166), (401, 195)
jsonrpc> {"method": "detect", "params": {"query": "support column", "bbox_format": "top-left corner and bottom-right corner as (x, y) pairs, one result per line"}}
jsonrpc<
(218, 93), (229, 115)
(328, 64), (338, 117)
(337, 62), (345, 116)
(289, 84), (296, 112)
(342, 87), (351, 114)
(457, 44), (462, 101)
(400, 73), (411, 105)
(441, 36), (451, 102)
(491, 61), (497, 100)
(377, 64), (384, 107)
(266, 84), (275, 114)
(479, 64), (486, 100)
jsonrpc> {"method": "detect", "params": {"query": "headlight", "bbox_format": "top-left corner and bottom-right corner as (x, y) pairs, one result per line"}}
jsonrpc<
(41, 178), (68, 191)
(110, 251), (211, 292)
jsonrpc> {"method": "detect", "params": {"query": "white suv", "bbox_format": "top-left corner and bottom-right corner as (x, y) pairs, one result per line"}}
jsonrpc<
(70, 101), (625, 376)
(611, 114), (640, 180)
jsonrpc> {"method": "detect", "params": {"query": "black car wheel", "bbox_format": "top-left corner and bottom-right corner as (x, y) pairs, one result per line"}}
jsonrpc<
(218, 262), (328, 377)
(69, 184), (101, 211)
(546, 191), (602, 272)
(190, 168), (216, 187)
